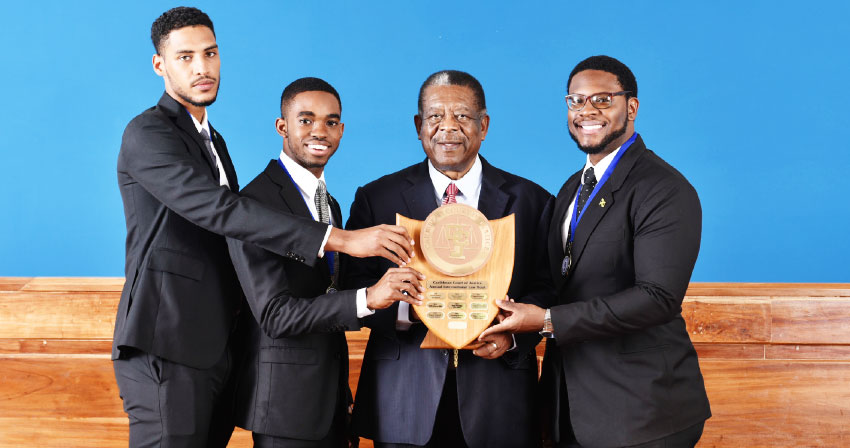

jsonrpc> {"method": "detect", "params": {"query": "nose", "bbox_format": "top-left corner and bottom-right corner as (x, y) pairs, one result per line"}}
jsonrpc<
(576, 102), (599, 118)
(192, 55), (210, 76)
(439, 114), (460, 132)
(310, 120), (328, 138)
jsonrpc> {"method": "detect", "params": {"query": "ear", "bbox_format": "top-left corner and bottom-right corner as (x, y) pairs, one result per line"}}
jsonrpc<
(413, 114), (422, 140)
(275, 117), (287, 138)
(627, 97), (640, 121)
(478, 113), (490, 141)
(152, 54), (165, 77)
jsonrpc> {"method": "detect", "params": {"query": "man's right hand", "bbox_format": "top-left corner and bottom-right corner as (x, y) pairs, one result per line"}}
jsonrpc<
(365, 267), (425, 310)
(327, 226), (416, 266)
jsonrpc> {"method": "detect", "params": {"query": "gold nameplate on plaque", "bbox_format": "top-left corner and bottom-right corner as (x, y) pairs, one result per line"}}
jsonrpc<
(397, 204), (515, 350)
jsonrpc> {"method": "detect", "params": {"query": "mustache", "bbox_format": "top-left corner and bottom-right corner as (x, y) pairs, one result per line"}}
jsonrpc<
(191, 76), (217, 86)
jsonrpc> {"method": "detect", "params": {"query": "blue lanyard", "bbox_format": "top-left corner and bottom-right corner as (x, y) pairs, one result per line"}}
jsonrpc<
(568, 132), (637, 244)
(277, 158), (335, 275)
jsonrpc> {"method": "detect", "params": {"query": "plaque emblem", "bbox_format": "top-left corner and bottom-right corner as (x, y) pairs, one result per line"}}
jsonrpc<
(420, 203), (494, 276)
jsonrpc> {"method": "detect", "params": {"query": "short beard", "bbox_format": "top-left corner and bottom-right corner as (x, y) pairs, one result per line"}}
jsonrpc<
(569, 114), (627, 155)
(168, 71), (219, 108)
(178, 91), (217, 108)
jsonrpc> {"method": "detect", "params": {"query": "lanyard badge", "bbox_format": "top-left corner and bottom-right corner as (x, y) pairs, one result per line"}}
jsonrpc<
(561, 133), (637, 277)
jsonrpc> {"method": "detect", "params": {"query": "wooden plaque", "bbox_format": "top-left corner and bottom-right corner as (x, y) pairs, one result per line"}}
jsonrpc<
(396, 205), (515, 350)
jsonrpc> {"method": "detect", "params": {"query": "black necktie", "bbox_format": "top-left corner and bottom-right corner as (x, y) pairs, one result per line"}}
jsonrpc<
(199, 129), (220, 182)
(576, 167), (597, 217)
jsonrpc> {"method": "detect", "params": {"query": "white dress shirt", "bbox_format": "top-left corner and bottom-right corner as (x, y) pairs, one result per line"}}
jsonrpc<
(189, 111), (230, 189)
(561, 145), (623, 248)
(279, 150), (372, 318)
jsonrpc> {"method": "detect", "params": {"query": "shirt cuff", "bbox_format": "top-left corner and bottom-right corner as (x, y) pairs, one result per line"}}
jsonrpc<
(395, 301), (413, 331)
(356, 288), (374, 319)
(318, 225), (332, 258)
(507, 334), (518, 352)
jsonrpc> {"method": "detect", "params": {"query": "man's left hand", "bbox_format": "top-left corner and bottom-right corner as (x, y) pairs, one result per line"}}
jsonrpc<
(473, 331), (511, 359)
(478, 299), (546, 340)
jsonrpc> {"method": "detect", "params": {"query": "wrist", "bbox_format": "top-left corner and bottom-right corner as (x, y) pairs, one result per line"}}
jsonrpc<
(364, 286), (375, 310)
(539, 308), (554, 338)
(326, 227), (345, 253)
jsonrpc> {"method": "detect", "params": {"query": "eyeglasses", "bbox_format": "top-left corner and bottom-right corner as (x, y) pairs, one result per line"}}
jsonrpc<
(565, 91), (631, 111)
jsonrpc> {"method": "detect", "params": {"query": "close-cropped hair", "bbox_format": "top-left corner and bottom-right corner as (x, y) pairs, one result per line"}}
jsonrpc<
(280, 77), (342, 117)
(567, 55), (638, 100)
(151, 7), (215, 54)
(417, 70), (487, 115)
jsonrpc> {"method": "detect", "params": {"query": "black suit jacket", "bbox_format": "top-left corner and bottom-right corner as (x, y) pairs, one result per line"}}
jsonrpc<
(226, 160), (362, 440)
(344, 157), (555, 448)
(542, 135), (711, 447)
(113, 93), (328, 368)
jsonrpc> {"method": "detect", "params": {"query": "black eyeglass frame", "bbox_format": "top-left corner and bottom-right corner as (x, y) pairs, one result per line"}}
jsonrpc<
(565, 90), (632, 111)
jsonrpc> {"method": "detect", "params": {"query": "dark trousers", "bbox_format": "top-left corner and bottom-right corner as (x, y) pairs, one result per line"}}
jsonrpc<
(374, 369), (468, 448)
(113, 346), (235, 448)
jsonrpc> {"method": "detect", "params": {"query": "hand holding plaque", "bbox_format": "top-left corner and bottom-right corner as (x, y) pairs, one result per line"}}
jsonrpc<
(396, 204), (515, 350)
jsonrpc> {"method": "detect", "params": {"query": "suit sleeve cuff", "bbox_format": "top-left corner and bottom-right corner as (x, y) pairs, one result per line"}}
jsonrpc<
(318, 225), (332, 258)
(356, 288), (374, 319)
(507, 334), (518, 352)
(395, 301), (413, 331)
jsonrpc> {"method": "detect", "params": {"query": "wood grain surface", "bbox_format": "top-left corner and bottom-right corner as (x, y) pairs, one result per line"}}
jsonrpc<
(2, 278), (850, 447)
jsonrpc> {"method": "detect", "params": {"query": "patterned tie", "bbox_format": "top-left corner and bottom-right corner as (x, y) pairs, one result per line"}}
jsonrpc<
(315, 180), (330, 224)
(199, 129), (220, 182)
(576, 167), (597, 217)
(442, 183), (459, 205)
(315, 180), (338, 291)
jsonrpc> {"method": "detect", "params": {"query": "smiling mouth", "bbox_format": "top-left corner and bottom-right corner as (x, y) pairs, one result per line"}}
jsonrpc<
(306, 143), (332, 155)
(576, 122), (605, 135)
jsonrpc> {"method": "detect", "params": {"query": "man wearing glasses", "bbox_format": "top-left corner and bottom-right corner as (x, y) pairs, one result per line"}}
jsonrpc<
(480, 55), (711, 447)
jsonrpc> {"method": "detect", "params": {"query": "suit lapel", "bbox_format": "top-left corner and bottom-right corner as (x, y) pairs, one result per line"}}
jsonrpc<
(477, 157), (510, 220)
(568, 135), (646, 273)
(401, 160), (440, 220)
(550, 171), (581, 290)
(265, 160), (313, 219)
(329, 194), (343, 229)
(265, 160), (331, 279)
(209, 124), (239, 191)
(158, 93), (219, 179)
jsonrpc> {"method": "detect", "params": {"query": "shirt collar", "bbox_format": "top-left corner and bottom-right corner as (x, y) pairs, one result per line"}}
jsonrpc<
(279, 149), (326, 201)
(188, 109), (210, 135)
(427, 155), (483, 202)
(582, 145), (622, 184)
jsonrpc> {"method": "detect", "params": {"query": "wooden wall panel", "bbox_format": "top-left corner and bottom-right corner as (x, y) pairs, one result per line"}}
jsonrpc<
(0, 357), (123, 418)
(771, 298), (850, 344)
(0, 292), (118, 339)
(699, 360), (850, 447)
(2, 278), (850, 448)
(683, 297), (771, 343)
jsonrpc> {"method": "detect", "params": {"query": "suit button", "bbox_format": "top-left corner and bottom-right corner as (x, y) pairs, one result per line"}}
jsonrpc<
(441, 349), (448, 356)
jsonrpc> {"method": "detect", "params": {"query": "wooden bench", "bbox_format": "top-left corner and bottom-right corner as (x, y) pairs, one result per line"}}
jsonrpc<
(1, 278), (849, 447)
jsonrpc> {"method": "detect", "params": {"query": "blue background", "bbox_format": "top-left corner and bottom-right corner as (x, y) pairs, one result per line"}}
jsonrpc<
(1, 1), (848, 281)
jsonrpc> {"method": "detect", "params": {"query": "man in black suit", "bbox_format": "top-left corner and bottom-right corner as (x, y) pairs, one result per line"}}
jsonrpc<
(480, 55), (711, 447)
(226, 77), (425, 448)
(345, 70), (555, 448)
(113, 8), (415, 447)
